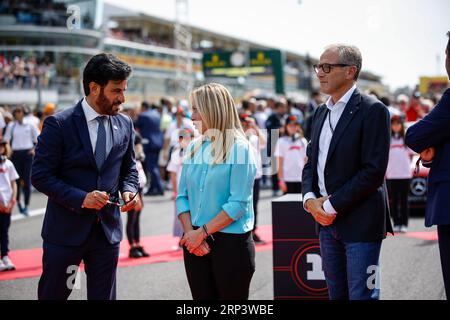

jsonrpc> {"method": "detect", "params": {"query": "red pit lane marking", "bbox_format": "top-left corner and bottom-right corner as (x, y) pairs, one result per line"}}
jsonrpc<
(0, 225), (272, 281)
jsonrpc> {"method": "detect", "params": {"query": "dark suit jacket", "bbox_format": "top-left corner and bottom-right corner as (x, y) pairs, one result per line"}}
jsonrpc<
(135, 109), (164, 153)
(31, 100), (139, 246)
(302, 88), (393, 242)
(405, 88), (450, 227)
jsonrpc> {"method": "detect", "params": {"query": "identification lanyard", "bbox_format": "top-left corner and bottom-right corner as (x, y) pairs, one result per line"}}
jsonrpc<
(328, 109), (334, 135)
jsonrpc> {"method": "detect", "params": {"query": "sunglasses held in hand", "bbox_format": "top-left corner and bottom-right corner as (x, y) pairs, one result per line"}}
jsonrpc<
(107, 192), (138, 207)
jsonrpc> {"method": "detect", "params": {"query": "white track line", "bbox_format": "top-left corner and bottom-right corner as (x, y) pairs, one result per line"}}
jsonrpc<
(11, 208), (46, 222)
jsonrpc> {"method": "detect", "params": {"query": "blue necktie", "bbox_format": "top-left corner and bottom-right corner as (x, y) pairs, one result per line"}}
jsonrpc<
(94, 116), (107, 169)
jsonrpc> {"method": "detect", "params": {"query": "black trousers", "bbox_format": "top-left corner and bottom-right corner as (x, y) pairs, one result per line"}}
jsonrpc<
(0, 213), (11, 258)
(183, 230), (256, 300)
(252, 178), (261, 231)
(271, 174), (279, 192)
(126, 209), (141, 245)
(285, 182), (302, 194)
(438, 225), (450, 300)
(387, 179), (410, 226)
(11, 150), (33, 207)
(38, 222), (119, 300)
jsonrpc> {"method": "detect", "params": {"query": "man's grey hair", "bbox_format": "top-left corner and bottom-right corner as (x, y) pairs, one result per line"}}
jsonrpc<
(326, 44), (362, 80)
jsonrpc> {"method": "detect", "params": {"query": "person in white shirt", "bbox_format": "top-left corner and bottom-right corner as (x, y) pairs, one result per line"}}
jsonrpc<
(274, 115), (308, 194)
(386, 115), (413, 233)
(166, 127), (194, 249)
(163, 107), (195, 160)
(4, 105), (38, 216)
(0, 140), (19, 272)
(240, 113), (266, 244)
(24, 105), (41, 133)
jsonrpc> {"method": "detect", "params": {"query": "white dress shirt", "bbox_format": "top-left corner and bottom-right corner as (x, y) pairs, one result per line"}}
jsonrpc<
(304, 84), (357, 215)
(82, 98), (113, 157)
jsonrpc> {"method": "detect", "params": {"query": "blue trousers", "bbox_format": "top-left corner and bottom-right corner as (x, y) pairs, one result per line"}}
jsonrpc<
(38, 222), (120, 300)
(319, 226), (382, 300)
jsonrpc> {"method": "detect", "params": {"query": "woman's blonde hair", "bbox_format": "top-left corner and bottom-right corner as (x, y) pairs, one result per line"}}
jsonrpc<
(188, 83), (246, 164)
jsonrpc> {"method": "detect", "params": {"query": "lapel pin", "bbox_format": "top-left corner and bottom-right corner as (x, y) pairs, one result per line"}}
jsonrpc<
(113, 125), (118, 130)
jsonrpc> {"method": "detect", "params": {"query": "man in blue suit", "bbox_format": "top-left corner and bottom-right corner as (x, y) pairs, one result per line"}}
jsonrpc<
(135, 102), (164, 195)
(302, 44), (392, 300)
(405, 32), (450, 299)
(32, 53), (139, 300)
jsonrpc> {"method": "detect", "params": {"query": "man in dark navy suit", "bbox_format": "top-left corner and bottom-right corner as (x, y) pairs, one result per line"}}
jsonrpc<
(32, 53), (139, 300)
(405, 32), (450, 299)
(302, 44), (392, 300)
(135, 102), (164, 196)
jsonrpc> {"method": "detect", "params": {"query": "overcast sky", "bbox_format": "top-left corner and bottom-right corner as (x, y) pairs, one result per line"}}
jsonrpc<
(105, 0), (450, 90)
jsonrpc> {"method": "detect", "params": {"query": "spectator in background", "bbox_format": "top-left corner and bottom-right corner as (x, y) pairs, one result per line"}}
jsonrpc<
(4, 105), (38, 216)
(406, 92), (426, 121)
(0, 111), (5, 140)
(265, 100), (288, 196)
(287, 99), (304, 125)
(135, 101), (164, 196)
(25, 105), (42, 133)
(386, 115), (413, 233)
(274, 115), (308, 194)
(381, 96), (403, 119)
(241, 98), (257, 115)
(167, 127), (194, 250)
(1, 110), (13, 136)
(0, 139), (19, 272)
(304, 91), (324, 140)
(240, 113), (266, 245)
(38, 103), (55, 131)
(253, 100), (268, 130)
(158, 100), (174, 189)
(162, 106), (194, 166)
(126, 133), (149, 258)
(395, 94), (409, 116)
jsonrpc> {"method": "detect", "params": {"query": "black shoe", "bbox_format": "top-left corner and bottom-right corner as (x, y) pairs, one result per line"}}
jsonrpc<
(252, 233), (265, 245)
(137, 246), (150, 257)
(129, 247), (143, 258)
(145, 190), (164, 196)
(21, 206), (29, 217)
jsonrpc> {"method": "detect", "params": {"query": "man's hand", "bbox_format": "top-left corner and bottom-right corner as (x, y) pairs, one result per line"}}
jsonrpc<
(82, 190), (109, 210)
(121, 191), (138, 212)
(420, 147), (435, 162)
(305, 196), (336, 226)
(279, 181), (287, 194)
